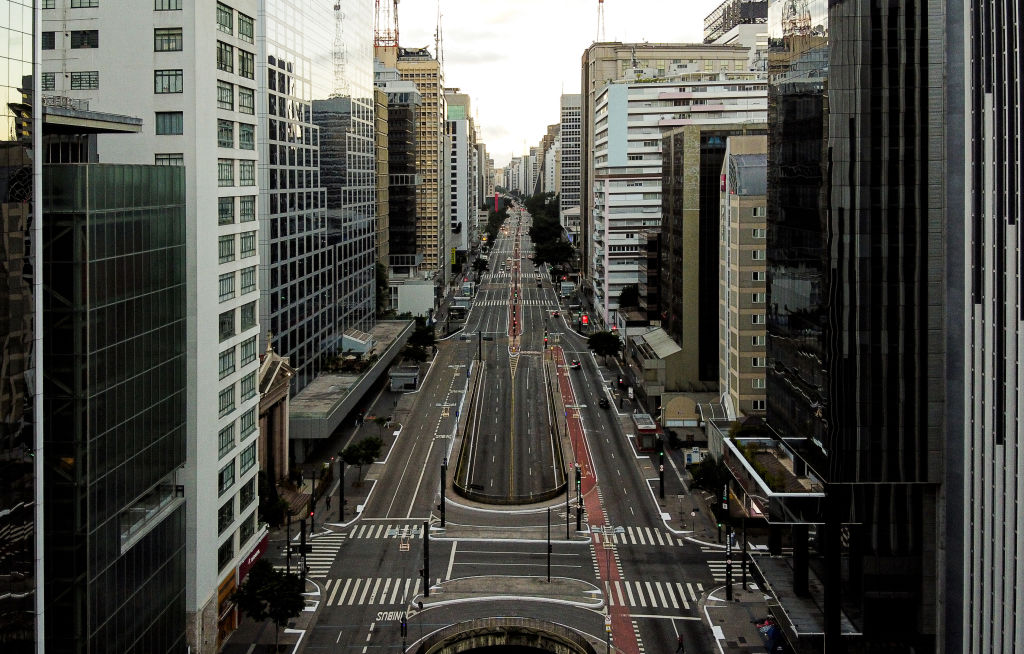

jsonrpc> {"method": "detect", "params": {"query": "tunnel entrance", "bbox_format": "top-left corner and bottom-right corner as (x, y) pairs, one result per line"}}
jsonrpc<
(412, 617), (596, 654)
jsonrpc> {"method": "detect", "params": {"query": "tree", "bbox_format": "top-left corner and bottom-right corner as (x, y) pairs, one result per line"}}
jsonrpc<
(401, 344), (429, 362)
(340, 444), (363, 485)
(532, 239), (575, 268)
(617, 284), (640, 310)
(375, 262), (390, 318)
(371, 415), (389, 438)
(472, 257), (489, 274)
(689, 457), (731, 493)
(232, 559), (305, 651)
(342, 436), (384, 483)
(587, 330), (622, 363)
(409, 317), (436, 349)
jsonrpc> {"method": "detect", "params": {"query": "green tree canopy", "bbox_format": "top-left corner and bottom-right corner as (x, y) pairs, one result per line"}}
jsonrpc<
(587, 330), (622, 362)
(617, 284), (640, 310)
(232, 559), (304, 650)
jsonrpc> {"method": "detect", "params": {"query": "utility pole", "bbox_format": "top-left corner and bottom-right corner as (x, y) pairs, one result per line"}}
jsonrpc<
(547, 507), (551, 582)
(286, 514), (292, 576)
(725, 525), (733, 601)
(440, 458), (447, 527)
(566, 466), (571, 539)
(658, 437), (665, 500)
(338, 458), (345, 520)
(422, 520), (430, 597)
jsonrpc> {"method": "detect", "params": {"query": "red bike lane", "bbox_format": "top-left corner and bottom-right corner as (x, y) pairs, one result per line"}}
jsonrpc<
(553, 346), (638, 653)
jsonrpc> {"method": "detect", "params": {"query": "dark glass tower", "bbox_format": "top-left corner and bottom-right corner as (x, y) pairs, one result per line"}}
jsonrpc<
(764, 0), (951, 650)
(43, 164), (187, 653)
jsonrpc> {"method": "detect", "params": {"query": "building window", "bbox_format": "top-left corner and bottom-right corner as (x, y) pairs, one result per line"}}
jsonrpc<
(217, 538), (234, 570)
(752, 357), (766, 368)
(627, 154), (643, 161)
(240, 336), (257, 366)
(238, 12), (254, 43)
(218, 234), (235, 263)
(70, 30), (99, 48)
(42, 0), (55, 7)
(41, 72), (55, 91)
(219, 348), (236, 379)
(752, 378), (765, 389)
(238, 50), (255, 79)
(239, 160), (255, 186)
(155, 153), (184, 166)
(70, 71), (99, 90)
(240, 372), (257, 401)
(240, 267), (257, 295)
(240, 442), (257, 475)
(218, 500), (234, 535)
(155, 0), (182, 9)
(217, 80), (234, 110)
(751, 227), (766, 238)
(216, 41), (234, 73)
(218, 197), (235, 225)
(218, 159), (234, 186)
(240, 476), (256, 509)
(751, 313), (765, 325)
(752, 335), (765, 346)
(238, 87), (254, 114)
(752, 207), (766, 218)
(216, 2), (233, 33)
(239, 231), (256, 258)
(239, 196), (255, 222)
(751, 271), (765, 282)
(219, 272), (235, 301)
(752, 400), (766, 411)
(239, 123), (255, 150)
(154, 28), (183, 52)
(154, 69), (183, 93)
(218, 385), (235, 417)
(219, 309), (235, 341)
(155, 111), (183, 135)
(240, 300), (257, 331)
(240, 407), (257, 439)
(71, 0), (99, 6)
(218, 423), (236, 458)
(751, 249), (765, 260)
(218, 119), (234, 147)
(218, 461), (235, 496)
(42, 32), (55, 50)
(751, 293), (765, 304)
(239, 511), (256, 544)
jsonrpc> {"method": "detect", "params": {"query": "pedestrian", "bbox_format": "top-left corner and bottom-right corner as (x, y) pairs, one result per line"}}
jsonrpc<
(325, 495), (331, 510)
(675, 634), (685, 653)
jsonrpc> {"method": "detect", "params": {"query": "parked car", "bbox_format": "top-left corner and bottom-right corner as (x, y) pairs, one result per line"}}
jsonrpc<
(598, 397), (610, 409)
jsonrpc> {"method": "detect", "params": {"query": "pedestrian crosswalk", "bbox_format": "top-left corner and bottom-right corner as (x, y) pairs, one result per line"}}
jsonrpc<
(472, 299), (552, 307)
(323, 577), (423, 607)
(605, 579), (704, 611)
(275, 530), (346, 578)
(597, 526), (687, 547)
(347, 523), (424, 539)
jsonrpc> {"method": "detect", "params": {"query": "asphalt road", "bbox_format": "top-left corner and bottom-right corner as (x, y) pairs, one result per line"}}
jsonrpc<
(300, 205), (729, 654)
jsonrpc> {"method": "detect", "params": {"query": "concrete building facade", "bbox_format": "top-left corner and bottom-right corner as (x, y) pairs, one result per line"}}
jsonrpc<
(559, 93), (582, 239)
(717, 135), (767, 420)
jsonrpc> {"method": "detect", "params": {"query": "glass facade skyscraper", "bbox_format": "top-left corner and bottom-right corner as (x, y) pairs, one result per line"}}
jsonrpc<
(43, 164), (188, 654)
(0, 2), (38, 649)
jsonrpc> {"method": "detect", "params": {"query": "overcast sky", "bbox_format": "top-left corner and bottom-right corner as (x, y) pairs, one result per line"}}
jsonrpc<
(395, 0), (723, 168)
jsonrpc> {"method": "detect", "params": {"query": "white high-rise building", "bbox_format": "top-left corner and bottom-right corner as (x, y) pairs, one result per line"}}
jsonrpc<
(445, 90), (477, 255)
(559, 93), (582, 236)
(42, 2), (264, 649)
(590, 66), (766, 324)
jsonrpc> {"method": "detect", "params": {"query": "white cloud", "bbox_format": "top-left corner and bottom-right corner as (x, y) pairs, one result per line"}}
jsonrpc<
(395, 0), (718, 166)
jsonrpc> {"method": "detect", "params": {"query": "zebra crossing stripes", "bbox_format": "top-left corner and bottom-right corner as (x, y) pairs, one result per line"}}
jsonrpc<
(602, 526), (685, 547)
(324, 577), (422, 606)
(347, 523), (423, 539)
(274, 530), (346, 578)
(472, 299), (552, 307)
(605, 580), (702, 610)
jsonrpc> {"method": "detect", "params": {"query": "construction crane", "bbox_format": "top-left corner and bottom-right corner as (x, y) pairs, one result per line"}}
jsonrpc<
(374, 0), (399, 49)
(331, 3), (348, 97)
(596, 0), (606, 42)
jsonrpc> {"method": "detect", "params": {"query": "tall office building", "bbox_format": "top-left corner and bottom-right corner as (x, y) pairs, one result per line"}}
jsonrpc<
(958, 2), (1022, 653)
(391, 46), (447, 293)
(444, 89), (477, 257)
(759, 0), (956, 649)
(0, 4), (39, 649)
(580, 42), (761, 292)
(717, 135), (767, 420)
(374, 63), (421, 267)
(258, 0), (334, 394)
(374, 87), (389, 266)
(703, 0), (768, 43)
(41, 2), (265, 648)
(559, 94), (582, 237)
(590, 62), (763, 327)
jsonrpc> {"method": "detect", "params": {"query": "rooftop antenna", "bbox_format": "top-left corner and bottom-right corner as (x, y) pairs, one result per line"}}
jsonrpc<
(596, 0), (606, 41)
(374, 0), (399, 48)
(331, 3), (348, 96)
(434, 1), (444, 66)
